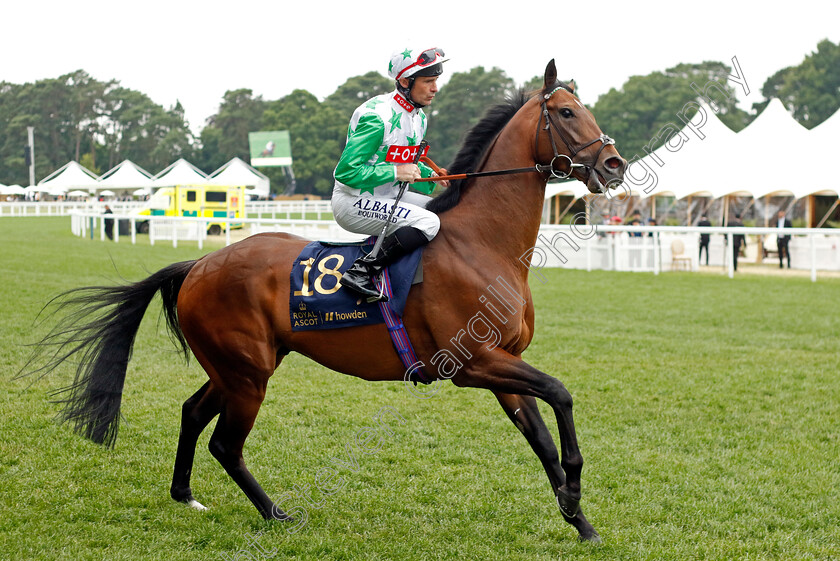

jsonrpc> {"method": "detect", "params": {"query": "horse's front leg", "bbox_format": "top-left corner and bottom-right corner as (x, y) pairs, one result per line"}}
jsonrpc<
(494, 392), (599, 542)
(453, 351), (596, 540)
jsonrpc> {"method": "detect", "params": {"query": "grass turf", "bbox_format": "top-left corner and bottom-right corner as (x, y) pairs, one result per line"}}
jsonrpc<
(1, 217), (838, 560)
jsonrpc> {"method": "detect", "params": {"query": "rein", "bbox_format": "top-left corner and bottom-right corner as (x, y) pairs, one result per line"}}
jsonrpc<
(415, 85), (615, 187)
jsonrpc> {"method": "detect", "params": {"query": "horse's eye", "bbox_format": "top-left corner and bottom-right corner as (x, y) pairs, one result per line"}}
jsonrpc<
(560, 108), (574, 118)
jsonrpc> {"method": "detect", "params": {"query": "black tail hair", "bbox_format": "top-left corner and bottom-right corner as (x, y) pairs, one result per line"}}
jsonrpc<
(21, 260), (197, 447)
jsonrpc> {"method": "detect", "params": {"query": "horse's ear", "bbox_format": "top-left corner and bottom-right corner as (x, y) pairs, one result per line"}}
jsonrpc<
(568, 79), (576, 94)
(544, 59), (557, 89)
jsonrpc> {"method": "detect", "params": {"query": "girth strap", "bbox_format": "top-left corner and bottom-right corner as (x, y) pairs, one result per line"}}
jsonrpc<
(374, 269), (431, 385)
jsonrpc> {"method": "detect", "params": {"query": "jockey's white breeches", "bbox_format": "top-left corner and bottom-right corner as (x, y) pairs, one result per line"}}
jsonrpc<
(331, 188), (440, 241)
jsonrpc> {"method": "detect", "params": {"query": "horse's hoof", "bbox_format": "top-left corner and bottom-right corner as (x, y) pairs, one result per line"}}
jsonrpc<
(267, 505), (295, 522)
(556, 488), (581, 519)
(579, 529), (602, 544)
(173, 491), (207, 512)
(187, 499), (208, 511)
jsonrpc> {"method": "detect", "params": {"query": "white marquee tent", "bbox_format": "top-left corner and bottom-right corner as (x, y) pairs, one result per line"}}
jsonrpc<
(34, 161), (99, 196)
(97, 160), (154, 194)
(151, 158), (208, 188)
(618, 98), (839, 202)
(25, 157), (269, 197)
(724, 98), (812, 200)
(3, 185), (27, 196)
(208, 157), (270, 198)
(544, 98), (840, 225)
(807, 107), (840, 198)
(636, 100), (741, 200)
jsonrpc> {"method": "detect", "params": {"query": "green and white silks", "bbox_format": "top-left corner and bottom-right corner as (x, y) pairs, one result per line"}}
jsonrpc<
(331, 91), (440, 240)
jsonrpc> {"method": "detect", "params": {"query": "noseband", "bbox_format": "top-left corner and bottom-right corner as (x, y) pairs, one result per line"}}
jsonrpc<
(536, 85), (615, 186)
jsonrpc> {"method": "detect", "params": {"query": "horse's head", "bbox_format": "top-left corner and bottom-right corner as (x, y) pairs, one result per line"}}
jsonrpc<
(536, 59), (625, 193)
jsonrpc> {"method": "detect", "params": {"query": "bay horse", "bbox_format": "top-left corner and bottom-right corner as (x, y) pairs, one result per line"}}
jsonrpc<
(27, 60), (625, 542)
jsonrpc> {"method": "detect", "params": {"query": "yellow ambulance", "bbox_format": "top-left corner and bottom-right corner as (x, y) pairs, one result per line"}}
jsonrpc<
(135, 185), (245, 235)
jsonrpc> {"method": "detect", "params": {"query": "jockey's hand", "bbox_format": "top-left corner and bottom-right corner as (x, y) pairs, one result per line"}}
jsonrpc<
(435, 168), (450, 188)
(396, 164), (421, 183)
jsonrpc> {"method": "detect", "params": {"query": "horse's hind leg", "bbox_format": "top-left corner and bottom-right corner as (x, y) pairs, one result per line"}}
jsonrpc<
(207, 384), (290, 520)
(170, 381), (223, 510)
(494, 392), (599, 542)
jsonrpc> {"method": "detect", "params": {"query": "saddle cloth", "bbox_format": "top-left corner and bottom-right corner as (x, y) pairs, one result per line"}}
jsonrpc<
(289, 239), (423, 332)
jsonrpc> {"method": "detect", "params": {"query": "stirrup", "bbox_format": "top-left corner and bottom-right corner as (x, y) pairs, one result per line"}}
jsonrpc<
(365, 274), (389, 303)
(339, 267), (389, 303)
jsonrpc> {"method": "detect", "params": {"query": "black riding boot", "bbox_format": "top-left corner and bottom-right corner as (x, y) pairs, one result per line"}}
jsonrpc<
(340, 226), (429, 302)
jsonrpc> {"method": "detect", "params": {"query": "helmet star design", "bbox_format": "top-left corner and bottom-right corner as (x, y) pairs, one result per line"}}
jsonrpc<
(388, 47), (446, 81)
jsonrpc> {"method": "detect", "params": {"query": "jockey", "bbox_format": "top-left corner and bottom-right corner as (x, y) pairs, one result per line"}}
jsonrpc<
(332, 47), (449, 301)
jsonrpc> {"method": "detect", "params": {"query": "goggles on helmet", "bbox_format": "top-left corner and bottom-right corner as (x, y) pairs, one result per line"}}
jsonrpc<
(395, 48), (446, 80)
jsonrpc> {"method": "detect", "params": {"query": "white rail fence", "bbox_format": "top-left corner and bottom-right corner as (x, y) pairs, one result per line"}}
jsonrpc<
(247, 200), (332, 219)
(1, 200), (333, 218)
(70, 212), (364, 250)
(69, 211), (840, 281)
(535, 225), (840, 281)
(0, 201), (145, 216)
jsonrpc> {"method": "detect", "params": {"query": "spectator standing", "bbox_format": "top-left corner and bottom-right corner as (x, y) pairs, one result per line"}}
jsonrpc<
(626, 209), (643, 225)
(698, 214), (712, 265)
(776, 210), (792, 269)
(104, 205), (114, 241)
(728, 212), (745, 271)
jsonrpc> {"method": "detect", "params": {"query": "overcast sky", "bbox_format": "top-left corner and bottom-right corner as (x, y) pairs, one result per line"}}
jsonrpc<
(2, 0), (838, 133)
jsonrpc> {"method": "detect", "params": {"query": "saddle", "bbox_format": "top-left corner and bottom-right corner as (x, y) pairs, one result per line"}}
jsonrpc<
(289, 239), (422, 332)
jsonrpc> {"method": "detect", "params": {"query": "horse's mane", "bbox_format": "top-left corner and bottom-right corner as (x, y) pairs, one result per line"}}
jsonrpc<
(426, 90), (531, 215)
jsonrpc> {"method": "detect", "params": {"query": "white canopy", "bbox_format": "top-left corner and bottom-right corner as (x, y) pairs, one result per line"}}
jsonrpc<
(208, 157), (270, 196)
(617, 99), (735, 201)
(1, 184), (27, 195)
(545, 180), (591, 201)
(37, 161), (99, 194)
(726, 99), (812, 200)
(547, 99), (840, 203)
(805, 107), (840, 197)
(151, 158), (208, 187)
(97, 160), (154, 192)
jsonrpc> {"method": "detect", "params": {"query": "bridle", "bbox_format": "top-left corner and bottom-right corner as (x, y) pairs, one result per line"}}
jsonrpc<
(414, 86), (617, 189)
(535, 84), (616, 186)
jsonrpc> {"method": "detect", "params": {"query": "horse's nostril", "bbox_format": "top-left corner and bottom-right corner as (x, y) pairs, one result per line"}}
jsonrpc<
(605, 157), (622, 170)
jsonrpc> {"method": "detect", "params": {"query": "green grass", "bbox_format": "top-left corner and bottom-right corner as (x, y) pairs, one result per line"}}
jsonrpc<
(1, 217), (839, 560)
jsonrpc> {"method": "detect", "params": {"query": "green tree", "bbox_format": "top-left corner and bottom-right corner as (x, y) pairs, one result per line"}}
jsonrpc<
(324, 72), (393, 123)
(755, 39), (840, 128)
(262, 89), (345, 196)
(64, 70), (112, 169)
(206, 89), (266, 163)
(0, 72), (196, 183)
(591, 61), (750, 162)
(523, 75), (545, 94)
(194, 126), (225, 174)
(101, 87), (194, 172)
(424, 66), (516, 167)
(0, 78), (76, 185)
(0, 82), (30, 185)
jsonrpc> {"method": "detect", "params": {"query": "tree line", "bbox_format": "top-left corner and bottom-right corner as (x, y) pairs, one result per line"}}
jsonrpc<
(1, 39), (837, 196)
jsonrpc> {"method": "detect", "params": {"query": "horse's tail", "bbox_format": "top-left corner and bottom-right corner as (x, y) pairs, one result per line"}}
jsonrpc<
(22, 260), (198, 448)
